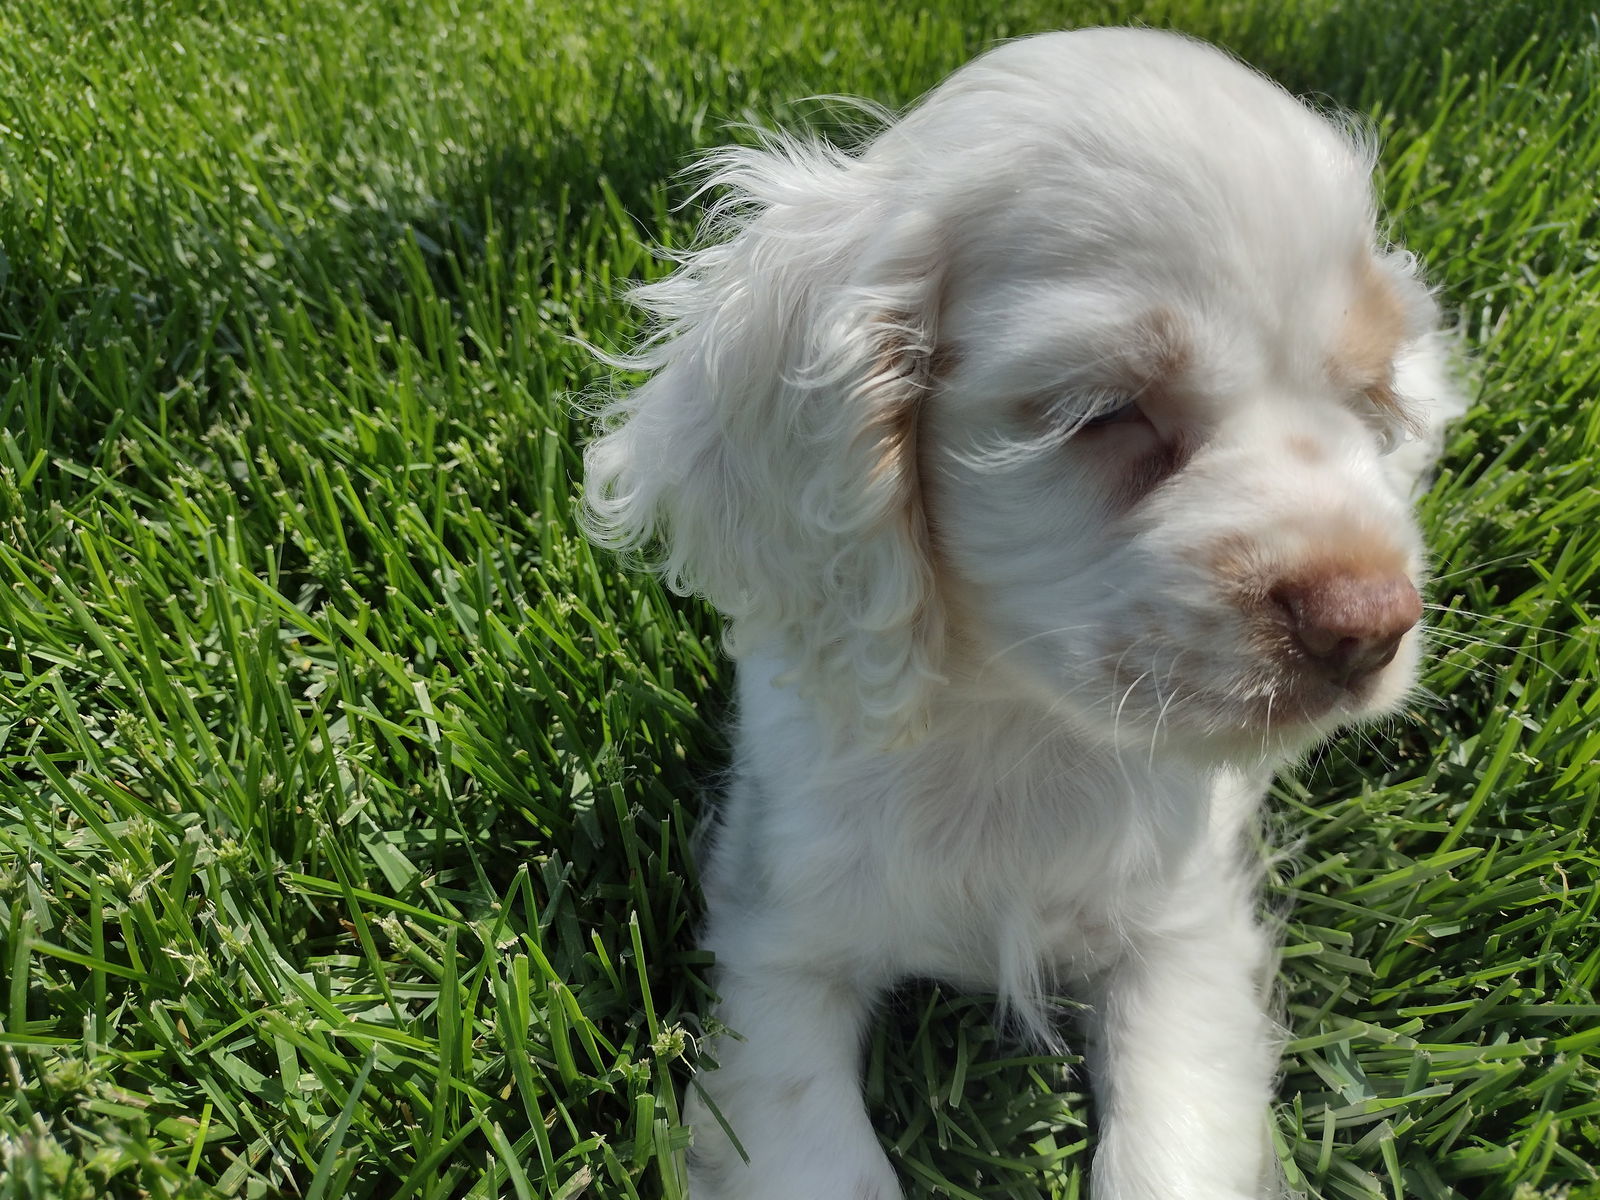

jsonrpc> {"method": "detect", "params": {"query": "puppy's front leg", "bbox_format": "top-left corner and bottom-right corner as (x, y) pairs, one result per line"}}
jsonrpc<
(686, 960), (901, 1200)
(1086, 887), (1278, 1200)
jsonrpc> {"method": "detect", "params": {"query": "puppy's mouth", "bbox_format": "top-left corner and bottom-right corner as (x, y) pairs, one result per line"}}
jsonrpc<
(1092, 622), (1419, 751)
(1111, 666), (1386, 734)
(1153, 558), (1427, 740)
(1195, 670), (1397, 731)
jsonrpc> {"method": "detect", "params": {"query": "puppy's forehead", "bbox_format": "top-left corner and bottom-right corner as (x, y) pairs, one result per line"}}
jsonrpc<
(883, 27), (1377, 269)
(877, 34), (1394, 378)
(938, 265), (1414, 415)
(936, 289), (1210, 398)
(911, 27), (1351, 164)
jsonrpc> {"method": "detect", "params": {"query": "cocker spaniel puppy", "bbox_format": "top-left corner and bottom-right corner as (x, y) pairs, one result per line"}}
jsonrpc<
(584, 27), (1462, 1200)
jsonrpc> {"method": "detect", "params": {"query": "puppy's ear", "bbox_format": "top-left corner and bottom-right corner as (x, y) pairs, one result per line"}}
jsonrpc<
(583, 137), (946, 747)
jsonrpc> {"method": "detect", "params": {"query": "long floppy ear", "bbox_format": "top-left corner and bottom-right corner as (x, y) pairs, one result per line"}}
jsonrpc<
(582, 135), (946, 747)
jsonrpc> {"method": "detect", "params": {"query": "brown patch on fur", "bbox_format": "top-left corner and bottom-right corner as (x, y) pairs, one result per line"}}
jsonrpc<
(1138, 306), (1194, 384)
(1335, 259), (1406, 386)
(1333, 258), (1423, 434)
(1303, 529), (1413, 582)
(910, 372), (957, 639)
(865, 313), (930, 488)
(871, 386), (923, 486)
(1203, 526), (1411, 609)
(1199, 534), (1276, 626)
(1287, 435), (1324, 464)
(870, 310), (958, 519)
(868, 306), (950, 693)
(1202, 532), (1263, 576)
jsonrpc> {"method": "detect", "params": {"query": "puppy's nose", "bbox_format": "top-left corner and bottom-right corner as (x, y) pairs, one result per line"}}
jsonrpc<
(1270, 572), (1422, 688)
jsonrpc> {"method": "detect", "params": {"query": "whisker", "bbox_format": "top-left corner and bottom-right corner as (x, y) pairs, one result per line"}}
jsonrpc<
(1407, 685), (1451, 713)
(1425, 552), (1536, 583)
(1110, 669), (1153, 795)
(977, 623), (1098, 680)
(1424, 630), (1571, 682)
(1423, 604), (1556, 634)
(1148, 650), (1186, 770)
(1423, 627), (1555, 648)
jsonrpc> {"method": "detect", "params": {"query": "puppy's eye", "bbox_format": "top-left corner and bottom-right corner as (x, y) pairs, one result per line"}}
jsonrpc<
(1082, 396), (1143, 428)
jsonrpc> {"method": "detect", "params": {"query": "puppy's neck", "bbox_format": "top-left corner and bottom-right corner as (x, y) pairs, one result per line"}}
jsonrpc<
(740, 644), (1267, 821)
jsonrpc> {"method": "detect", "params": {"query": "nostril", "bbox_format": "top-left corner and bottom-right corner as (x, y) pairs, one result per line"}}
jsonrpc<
(1270, 572), (1421, 687)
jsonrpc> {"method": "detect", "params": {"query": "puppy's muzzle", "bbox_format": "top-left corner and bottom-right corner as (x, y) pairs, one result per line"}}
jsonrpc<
(1270, 572), (1422, 689)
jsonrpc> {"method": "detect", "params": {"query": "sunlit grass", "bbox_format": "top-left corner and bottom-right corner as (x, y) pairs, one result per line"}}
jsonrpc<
(0, 1), (1595, 1196)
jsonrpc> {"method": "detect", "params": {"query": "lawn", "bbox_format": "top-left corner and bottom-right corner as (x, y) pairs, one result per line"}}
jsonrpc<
(0, 0), (1596, 1197)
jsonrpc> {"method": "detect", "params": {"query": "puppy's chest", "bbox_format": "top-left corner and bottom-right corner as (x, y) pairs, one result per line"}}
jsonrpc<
(890, 774), (1207, 981)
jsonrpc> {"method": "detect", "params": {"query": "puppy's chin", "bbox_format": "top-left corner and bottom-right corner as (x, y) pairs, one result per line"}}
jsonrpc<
(1008, 637), (1422, 766)
(1175, 677), (1417, 764)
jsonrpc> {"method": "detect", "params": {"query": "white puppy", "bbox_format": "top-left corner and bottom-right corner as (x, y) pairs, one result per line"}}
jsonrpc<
(584, 27), (1462, 1200)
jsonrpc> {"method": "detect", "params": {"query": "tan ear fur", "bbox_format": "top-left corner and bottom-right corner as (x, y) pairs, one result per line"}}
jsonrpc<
(582, 141), (948, 748)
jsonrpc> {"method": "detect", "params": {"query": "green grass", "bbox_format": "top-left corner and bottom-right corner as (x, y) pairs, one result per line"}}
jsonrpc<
(0, 0), (1595, 1196)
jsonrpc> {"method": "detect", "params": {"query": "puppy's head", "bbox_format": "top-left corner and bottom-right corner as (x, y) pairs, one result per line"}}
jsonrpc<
(583, 28), (1464, 757)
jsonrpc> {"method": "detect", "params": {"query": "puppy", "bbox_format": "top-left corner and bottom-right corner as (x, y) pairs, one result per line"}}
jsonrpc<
(584, 27), (1463, 1200)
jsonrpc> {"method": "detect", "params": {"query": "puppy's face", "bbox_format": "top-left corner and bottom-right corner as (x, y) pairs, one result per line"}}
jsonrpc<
(911, 49), (1448, 759)
(583, 29), (1463, 755)
(929, 288), (1429, 757)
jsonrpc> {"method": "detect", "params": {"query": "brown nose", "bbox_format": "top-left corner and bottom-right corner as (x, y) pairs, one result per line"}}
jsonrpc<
(1270, 572), (1422, 688)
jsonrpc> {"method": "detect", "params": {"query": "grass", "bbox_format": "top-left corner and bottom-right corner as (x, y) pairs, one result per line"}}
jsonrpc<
(0, 0), (1595, 1196)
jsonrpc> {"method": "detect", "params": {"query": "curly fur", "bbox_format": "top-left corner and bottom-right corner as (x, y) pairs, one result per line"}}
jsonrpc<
(584, 27), (1464, 1200)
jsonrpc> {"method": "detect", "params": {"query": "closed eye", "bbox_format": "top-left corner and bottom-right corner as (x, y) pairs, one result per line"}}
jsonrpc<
(1002, 385), (1155, 465)
(1082, 396), (1144, 428)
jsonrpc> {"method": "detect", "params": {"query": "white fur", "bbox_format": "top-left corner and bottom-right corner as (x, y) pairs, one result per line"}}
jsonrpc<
(584, 28), (1464, 1200)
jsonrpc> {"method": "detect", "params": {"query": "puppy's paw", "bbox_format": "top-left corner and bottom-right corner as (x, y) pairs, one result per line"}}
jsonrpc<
(686, 1130), (903, 1200)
